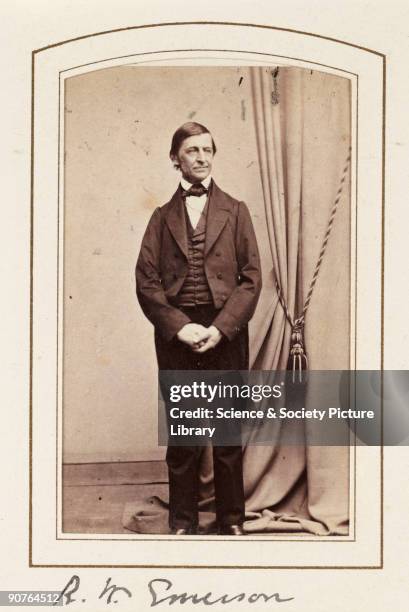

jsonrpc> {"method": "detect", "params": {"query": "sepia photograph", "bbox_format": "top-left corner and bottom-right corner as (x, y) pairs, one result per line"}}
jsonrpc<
(61, 64), (352, 539)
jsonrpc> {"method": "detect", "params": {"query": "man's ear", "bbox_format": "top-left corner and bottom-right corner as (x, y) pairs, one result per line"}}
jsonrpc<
(170, 154), (180, 170)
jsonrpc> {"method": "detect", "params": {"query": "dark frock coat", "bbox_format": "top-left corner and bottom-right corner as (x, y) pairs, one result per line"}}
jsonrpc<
(135, 180), (262, 530)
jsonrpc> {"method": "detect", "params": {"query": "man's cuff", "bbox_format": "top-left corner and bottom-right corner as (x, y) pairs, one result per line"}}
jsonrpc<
(161, 312), (192, 342)
(211, 311), (241, 341)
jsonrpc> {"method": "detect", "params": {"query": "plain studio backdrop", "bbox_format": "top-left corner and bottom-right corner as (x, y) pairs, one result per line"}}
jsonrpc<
(63, 65), (350, 464)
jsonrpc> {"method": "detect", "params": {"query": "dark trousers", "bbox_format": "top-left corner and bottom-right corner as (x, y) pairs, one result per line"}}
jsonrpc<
(155, 305), (247, 530)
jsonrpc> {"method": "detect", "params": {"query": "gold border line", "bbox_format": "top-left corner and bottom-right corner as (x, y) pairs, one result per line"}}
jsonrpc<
(32, 21), (385, 58)
(29, 48), (35, 570)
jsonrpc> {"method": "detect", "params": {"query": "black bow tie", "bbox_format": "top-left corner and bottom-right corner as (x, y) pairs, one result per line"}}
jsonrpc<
(181, 183), (208, 198)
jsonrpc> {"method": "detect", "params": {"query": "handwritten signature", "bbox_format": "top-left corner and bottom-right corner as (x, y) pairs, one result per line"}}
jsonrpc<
(56, 576), (294, 606)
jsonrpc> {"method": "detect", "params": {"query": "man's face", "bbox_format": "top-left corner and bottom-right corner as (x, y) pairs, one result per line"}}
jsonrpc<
(173, 133), (214, 183)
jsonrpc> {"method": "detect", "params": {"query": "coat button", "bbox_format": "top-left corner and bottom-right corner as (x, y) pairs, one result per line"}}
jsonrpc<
(217, 272), (222, 279)
(174, 253), (179, 258)
(215, 251), (221, 256)
(173, 273), (177, 279)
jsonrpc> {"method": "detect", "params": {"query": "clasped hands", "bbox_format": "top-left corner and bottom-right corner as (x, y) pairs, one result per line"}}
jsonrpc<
(177, 323), (222, 353)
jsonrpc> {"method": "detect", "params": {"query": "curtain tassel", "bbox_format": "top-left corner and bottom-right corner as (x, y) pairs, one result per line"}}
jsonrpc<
(287, 319), (308, 381)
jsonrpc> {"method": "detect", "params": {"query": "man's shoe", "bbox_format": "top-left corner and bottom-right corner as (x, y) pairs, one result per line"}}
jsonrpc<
(218, 524), (245, 536)
(170, 526), (197, 535)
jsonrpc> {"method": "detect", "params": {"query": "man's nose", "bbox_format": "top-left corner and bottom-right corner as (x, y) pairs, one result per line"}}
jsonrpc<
(196, 149), (206, 162)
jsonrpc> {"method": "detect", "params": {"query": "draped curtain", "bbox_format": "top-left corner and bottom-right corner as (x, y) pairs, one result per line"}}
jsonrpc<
(241, 66), (351, 535)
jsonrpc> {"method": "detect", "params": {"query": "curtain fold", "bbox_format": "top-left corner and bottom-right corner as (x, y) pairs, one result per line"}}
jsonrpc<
(243, 66), (351, 535)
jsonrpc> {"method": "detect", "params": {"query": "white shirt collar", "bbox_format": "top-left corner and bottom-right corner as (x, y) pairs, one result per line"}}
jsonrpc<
(180, 175), (212, 191)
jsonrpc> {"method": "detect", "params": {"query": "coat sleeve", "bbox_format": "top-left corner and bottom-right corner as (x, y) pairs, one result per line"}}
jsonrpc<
(135, 207), (191, 341)
(212, 201), (262, 341)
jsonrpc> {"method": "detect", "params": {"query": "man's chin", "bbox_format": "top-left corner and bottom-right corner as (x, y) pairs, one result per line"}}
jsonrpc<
(191, 172), (210, 182)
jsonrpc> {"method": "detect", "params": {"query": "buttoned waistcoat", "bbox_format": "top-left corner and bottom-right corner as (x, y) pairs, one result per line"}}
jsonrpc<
(135, 180), (262, 342)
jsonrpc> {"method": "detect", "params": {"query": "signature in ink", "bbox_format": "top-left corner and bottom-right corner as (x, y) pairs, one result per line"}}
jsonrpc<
(56, 575), (294, 607)
(148, 578), (295, 606)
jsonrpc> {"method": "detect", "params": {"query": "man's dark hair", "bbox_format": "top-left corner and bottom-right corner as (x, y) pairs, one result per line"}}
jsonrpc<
(169, 121), (217, 159)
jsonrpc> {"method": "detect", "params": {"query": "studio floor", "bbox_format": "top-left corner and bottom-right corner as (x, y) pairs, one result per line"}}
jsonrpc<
(62, 460), (337, 537)
(63, 461), (169, 534)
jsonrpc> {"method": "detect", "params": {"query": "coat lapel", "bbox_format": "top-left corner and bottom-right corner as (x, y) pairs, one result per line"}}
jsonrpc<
(164, 181), (232, 258)
(164, 187), (188, 258)
(204, 180), (232, 256)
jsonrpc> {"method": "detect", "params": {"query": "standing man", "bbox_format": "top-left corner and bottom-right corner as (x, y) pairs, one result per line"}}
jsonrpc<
(135, 121), (261, 535)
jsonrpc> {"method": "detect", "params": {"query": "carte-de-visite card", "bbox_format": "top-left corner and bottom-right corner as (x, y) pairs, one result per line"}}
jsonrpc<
(2, 3), (409, 611)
